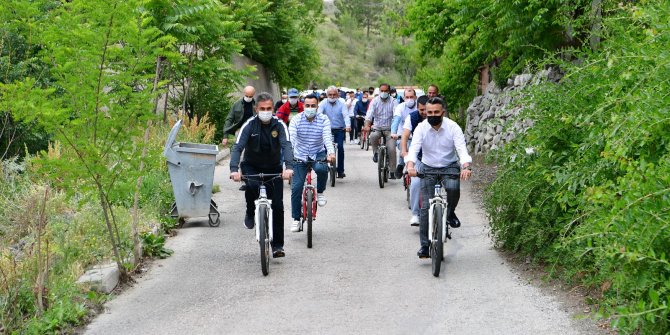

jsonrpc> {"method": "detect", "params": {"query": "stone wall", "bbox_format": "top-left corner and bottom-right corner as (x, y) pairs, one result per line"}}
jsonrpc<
(464, 68), (563, 154)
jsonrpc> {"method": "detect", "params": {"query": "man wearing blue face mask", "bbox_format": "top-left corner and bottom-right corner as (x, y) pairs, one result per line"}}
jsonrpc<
(288, 94), (336, 232)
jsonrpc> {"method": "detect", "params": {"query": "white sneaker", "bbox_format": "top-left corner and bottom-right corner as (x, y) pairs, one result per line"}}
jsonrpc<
(410, 215), (420, 226)
(317, 193), (327, 207)
(355, 139), (360, 144)
(290, 220), (301, 232)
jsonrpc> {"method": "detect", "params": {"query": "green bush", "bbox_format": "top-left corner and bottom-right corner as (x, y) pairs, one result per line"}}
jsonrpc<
(485, 3), (670, 333)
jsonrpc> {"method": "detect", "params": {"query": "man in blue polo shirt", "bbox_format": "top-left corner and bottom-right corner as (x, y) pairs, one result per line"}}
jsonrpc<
(318, 85), (351, 178)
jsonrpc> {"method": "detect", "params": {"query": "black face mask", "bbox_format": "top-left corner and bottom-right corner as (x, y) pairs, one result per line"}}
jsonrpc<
(427, 115), (442, 126)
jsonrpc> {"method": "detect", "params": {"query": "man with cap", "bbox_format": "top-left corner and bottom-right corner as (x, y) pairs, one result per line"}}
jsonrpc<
(276, 88), (304, 125)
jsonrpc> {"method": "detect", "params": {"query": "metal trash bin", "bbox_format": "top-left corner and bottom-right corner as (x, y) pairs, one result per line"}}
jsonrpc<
(163, 120), (221, 227)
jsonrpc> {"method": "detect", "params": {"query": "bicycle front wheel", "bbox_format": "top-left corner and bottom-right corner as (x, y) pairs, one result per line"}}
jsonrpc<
(431, 205), (444, 277)
(306, 191), (313, 248)
(364, 136), (369, 151)
(378, 149), (386, 188)
(259, 204), (270, 276)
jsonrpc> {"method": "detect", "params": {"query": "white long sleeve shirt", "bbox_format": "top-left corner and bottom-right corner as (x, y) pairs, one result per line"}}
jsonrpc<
(406, 117), (472, 167)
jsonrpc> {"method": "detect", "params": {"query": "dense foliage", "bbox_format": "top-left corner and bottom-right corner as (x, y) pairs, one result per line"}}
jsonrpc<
(485, 3), (670, 333)
(403, 0), (604, 111)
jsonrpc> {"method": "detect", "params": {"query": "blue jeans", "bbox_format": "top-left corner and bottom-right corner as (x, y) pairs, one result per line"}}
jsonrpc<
(409, 160), (422, 216)
(291, 152), (329, 220)
(331, 129), (345, 174)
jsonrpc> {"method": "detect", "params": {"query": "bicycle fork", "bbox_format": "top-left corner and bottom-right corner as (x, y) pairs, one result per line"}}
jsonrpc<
(254, 186), (274, 243)
(428, 185), (451, 242)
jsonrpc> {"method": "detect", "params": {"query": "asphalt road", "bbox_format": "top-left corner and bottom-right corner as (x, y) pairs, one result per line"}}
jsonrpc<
(86, 143), (602, 335)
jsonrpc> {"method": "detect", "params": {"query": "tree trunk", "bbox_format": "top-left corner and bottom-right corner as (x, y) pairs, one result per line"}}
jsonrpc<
(590, 0), (602, 50)
(131, 121), (152, 267)
(97, 184), (128, 282)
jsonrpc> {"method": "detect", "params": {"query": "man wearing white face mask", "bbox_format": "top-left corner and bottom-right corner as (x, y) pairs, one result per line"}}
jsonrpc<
(364, 83), (399, 175)
(318, 86), (351, 178)
(230, 92), (294, 258)
(390, 88), (418, 177)
(288, 94), (336, 232)
(222, 85), (256, 147)
(276, 88), (303, 125)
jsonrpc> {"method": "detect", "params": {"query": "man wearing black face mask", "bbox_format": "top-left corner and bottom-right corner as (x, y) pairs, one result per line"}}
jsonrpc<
(406, 97), (472, 259)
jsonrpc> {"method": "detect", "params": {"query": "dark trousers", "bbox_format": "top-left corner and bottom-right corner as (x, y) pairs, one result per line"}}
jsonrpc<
(349, 117), (356, 140)
(419, 163), (461, 247)
(331, 129), (345, 174)
(354, 116), (364, 140)
(241, 163), (284, 248)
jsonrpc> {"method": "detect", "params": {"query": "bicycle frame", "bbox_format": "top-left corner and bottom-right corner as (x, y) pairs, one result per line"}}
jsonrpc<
(302, 170), (317, 220)
(427, 183), (448, 243)
(254, 186), (273, 243)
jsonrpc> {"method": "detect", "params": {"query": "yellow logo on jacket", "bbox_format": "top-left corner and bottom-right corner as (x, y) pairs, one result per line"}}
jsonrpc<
(271, 130), (278, 138)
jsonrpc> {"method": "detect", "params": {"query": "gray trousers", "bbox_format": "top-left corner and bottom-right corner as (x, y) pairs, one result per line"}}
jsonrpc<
(419, 162), (461, 247)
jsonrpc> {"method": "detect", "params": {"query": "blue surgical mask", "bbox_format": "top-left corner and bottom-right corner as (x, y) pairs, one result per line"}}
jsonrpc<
(380, 92), (389, 100)
(304, 108), (317, 118)
(405, 99), (415, 108)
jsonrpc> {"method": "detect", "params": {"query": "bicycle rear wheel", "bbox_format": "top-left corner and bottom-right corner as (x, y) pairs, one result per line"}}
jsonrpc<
(259, 204), (270, 276)
(306, 191), (313, 248)
(378, 148), (386, 188)
(364, 136), (369, 151)
(359, 133), (365, 149)
(431, 205), (444, 277)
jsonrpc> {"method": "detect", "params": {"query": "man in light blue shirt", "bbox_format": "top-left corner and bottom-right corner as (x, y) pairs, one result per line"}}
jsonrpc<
(289, 94), (335, 232)
(318, 86), (351, 178)
(391, 88), (418, 177)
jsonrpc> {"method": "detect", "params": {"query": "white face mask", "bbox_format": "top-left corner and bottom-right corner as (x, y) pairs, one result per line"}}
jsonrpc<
(304, 108), (317, 118)
(244, 96), (253, 103)
(289, 98), (298, 105)
(362, 98), (368, 103)
(281, 99), (287, 103)
(405, 99), (415, 108)
(258, 111), (273, 122)
(380, 92), (389, 100)
(327, 97), (337, 104)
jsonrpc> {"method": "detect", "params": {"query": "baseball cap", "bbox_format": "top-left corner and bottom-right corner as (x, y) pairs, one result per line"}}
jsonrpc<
(288, 88), (299, 97)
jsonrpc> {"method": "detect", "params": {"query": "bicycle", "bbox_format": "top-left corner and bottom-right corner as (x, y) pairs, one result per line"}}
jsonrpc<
(294, 159), (328, 248)
(328, 142), (337, 187)
(241, 173), (283, 276)
(376, 131), (390, 188)
(417, 172), (453, 277)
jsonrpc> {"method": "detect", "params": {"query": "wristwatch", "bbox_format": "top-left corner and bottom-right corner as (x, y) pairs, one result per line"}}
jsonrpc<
(463, 165), (472, 171)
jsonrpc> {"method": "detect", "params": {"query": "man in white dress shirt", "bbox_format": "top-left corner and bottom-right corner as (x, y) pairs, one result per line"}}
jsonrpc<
(406, 97), (473, 259)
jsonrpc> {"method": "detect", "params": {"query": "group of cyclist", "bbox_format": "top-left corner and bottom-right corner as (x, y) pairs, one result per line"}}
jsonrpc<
(223, 83), (472, 260)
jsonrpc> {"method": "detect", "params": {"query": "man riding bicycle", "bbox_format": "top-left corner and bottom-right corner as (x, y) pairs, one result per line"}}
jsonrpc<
(288, 94), (336, 232)
(400, 95), (428, 226)
(230, 92), (294, 258)
(406, 97), (472, 259)
(363, 83), (399, 177)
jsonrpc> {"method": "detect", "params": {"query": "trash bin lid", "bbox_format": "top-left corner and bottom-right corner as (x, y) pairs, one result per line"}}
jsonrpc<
(164, 120), (182, 156)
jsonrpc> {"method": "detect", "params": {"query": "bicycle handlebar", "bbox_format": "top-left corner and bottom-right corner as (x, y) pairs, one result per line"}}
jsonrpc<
(241, 173), (283, 180)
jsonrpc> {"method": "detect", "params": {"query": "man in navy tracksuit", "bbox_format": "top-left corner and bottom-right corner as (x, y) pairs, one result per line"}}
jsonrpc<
(230, 92), (294, 258)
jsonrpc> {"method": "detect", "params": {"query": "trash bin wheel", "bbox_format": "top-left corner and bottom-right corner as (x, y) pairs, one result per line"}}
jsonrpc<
(177, 217), (186, 228)
(208, 212), (221, 227)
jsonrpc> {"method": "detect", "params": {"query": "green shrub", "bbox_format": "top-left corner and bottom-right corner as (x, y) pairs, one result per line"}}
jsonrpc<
(485, 3), (670, 333)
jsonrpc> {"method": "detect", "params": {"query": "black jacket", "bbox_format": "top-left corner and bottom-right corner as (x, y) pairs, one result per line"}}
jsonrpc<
(229, 116), (294, 172)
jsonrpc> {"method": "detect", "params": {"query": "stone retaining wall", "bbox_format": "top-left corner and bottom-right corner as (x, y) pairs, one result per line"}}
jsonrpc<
(465, 68), (562, 154)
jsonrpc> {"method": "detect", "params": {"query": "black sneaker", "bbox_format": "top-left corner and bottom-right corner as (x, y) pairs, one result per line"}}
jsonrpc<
(448, 212), (461, 228)
(337, 172), (346, 178)
(239, 184), (247, 191)
(389, 172), (397, 180)
(417, 246), (430, 259)
(272, 247), (285, 258)
(244, 213), (254, 229)
(372, 153), (378, 163)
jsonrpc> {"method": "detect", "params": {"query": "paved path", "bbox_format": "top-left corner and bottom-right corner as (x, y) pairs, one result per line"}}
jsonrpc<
(86, 144), (601, 334)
